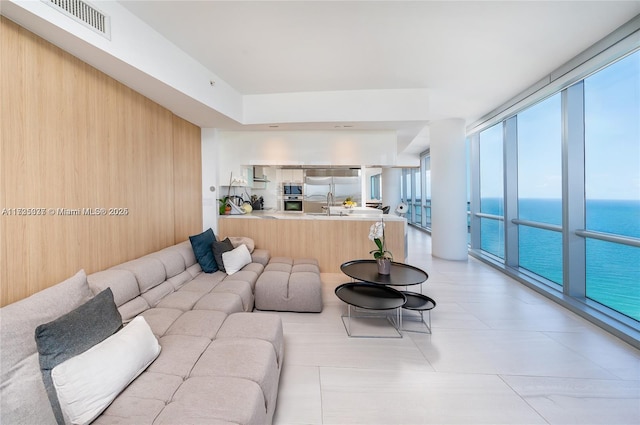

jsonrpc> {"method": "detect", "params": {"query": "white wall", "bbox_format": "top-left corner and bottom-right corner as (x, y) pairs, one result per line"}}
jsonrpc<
(202, 129), (220, 233)
(243, 89), (430, 125)
(215, 130), (398, 182)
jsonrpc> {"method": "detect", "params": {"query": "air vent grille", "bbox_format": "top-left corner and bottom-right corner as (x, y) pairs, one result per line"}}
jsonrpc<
(43, 0), (111, 39)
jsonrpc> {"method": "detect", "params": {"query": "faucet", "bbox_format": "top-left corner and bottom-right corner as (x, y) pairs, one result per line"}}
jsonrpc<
(326, 191), (334, 215)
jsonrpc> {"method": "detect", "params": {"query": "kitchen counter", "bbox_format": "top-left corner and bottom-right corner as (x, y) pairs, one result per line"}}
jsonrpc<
(223, 209), (402, 221)
(218, 211), (406, 272)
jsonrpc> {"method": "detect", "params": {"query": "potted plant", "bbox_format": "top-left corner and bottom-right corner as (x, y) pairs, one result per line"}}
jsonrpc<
(218, 197), (230, 215)
(368, 218), (393, 274)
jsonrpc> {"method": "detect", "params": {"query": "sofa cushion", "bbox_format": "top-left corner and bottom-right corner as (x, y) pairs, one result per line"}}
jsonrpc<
(212, 280), (255, 312)
(191, 338), (279, 412)
(140, 281), (175, 307)
(216, 313), (284, 366)
(167, 270), (193, 290)
(173, 240), (198, 268)
(189, 228), (218, 273)
(147, 248), (187, 279)
(222, 244), (252, 275)
(154, 377), (267, 425)
(165, 310), (228, 339)
(113, 371), (183, 404)
(114, 257), (167, 294)
(87, 269), (140, 307)
(212, 237), (234, 272)
(51, 316), (160, 425)
(186, 262), (202, 278)
(139, 308), (184, 337)
(35, 288), (122, 424)
(250, 249), (271, 267)
(93, 397), (166, 425)
(0, 270), (93, 425)
(265, 262), (293, 273)
(193, 292), (245, 314)
(118, 297), (151, 323)
(148, 335), (212, 378)
(156, 290), (205, 311)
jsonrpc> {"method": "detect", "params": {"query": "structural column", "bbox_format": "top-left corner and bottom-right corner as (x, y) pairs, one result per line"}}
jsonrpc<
(381, 167), (402, 213)
(430, 118), (468, 260)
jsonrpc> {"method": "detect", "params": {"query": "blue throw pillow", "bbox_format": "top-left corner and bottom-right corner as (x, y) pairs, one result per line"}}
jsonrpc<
(189, 228), (218, 273)
(35, 288), (122, 425)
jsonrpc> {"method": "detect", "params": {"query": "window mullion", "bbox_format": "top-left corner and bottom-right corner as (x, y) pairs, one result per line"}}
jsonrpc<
(562, 81), (586, 297)
(504, 117), (519, 268)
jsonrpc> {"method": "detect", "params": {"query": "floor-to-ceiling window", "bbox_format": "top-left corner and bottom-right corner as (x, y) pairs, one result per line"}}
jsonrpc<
(583, 52), (640, 321)
(422, 154), (431, 229)
(370, 173), (381, 201)
(468, 44), (639, 346)
(402, 157), (432, 231)
(516, 94), (563, 286)
(478, 123), (504, 259)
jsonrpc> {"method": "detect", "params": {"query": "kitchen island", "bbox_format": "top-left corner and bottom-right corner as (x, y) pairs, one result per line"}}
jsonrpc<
(218, 211), (406, 272)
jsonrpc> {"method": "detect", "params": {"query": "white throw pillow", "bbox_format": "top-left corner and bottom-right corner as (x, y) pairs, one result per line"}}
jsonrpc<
(51, 316), (161, 425)
(222, 243), (252, 275)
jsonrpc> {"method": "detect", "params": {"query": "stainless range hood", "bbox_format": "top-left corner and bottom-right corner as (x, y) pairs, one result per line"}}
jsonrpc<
(252, 166), (269, 182)
(304, 168), (360, 177)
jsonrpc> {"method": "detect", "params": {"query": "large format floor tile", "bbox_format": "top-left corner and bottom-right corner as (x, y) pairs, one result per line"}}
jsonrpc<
(272, 227), (640, 424)
(502, 375), (640, 424)
(320, 368), (546, 424)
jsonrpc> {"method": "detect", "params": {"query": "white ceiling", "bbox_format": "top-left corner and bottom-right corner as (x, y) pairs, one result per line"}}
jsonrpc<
(119, 1), (639, 144)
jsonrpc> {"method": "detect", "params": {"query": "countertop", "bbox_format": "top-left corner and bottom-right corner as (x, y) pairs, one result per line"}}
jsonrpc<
(220, 208), (406, 221)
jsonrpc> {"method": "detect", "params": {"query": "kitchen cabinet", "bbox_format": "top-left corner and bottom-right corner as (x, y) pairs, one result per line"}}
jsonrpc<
(280, 169), (303, 183)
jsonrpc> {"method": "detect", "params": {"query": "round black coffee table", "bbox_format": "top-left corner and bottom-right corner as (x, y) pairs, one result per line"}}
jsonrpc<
(339, 259), (434, 334)
(335, 282), (407, 310)
(335, 282), (406, 338)
(340, 259), (428, 286)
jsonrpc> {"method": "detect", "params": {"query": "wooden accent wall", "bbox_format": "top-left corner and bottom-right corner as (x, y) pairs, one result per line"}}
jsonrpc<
(0, 17), (202, 306)
(218, 217), (405, 273)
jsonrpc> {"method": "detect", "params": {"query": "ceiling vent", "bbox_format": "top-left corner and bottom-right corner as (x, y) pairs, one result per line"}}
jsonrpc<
(42, 0), (111, 39)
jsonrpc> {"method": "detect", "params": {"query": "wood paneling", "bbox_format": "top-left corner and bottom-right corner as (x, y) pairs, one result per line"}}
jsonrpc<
(0, 17), (202, 306)
(218, 217), (405, 272)
(172, 115), (202, 243)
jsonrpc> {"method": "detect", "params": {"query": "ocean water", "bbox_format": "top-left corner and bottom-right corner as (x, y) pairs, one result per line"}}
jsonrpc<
(480, 198), (640, 322)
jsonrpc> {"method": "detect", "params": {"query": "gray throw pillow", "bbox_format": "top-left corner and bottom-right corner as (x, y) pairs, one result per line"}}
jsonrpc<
(35, 288), (122, 425)
(211, 237), (234, 273)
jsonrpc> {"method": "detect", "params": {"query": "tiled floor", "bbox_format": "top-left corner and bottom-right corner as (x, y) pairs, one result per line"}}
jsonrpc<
(269, 227), (640, 424)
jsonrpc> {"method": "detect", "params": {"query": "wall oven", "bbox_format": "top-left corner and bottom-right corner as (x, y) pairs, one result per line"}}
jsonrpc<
(283, 183), (303, 195)
(282, 196), (303, 212)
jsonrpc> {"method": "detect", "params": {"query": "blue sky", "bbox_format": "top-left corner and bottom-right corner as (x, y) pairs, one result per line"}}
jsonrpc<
(480, 50), (639, 201)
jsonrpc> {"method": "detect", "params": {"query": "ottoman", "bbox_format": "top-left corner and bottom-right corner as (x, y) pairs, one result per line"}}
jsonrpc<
(254, 257), (323, 312)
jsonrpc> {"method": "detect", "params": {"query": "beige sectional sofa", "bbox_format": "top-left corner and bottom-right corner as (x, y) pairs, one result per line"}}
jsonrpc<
(0, 238), (292, 425)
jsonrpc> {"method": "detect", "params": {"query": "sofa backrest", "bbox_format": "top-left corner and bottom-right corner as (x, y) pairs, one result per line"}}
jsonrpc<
(87, 241), (201, 321)
(0, 270), (93, 425)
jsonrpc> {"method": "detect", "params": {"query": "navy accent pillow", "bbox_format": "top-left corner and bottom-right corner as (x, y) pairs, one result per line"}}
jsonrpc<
(35, 288), (122, 425)
(189, 228), (218, 273)
(212, 237), (234, 273)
